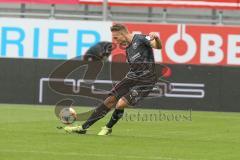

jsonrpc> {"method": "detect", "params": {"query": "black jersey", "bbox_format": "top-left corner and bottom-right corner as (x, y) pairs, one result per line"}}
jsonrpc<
(126, 34), (157, 82)
(84, 41), (112, 61)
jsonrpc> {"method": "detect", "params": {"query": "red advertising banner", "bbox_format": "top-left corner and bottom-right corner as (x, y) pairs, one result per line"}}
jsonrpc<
(112, 23), (240, 66)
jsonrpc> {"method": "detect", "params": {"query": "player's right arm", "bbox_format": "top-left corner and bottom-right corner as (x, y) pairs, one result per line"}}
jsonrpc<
(148, 32), (162, 49)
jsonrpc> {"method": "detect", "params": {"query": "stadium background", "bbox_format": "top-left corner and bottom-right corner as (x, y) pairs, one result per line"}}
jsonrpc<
(0, 0), (239, 111)
(1, 1), (240, 160)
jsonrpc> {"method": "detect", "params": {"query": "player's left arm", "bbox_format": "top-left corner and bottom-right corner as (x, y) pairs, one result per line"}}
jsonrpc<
(149, 32), (162, 49)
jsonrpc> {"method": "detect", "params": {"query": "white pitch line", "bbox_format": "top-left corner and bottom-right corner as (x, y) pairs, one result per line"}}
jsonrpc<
(0, 149), (189, 160)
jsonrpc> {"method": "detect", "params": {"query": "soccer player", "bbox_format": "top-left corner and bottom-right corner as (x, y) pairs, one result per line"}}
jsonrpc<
(64, 23), (162, 135)
(83, 41), (112, 61)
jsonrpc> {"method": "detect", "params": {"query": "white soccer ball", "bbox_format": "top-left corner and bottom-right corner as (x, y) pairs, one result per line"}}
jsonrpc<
(59, 107), (77, 124)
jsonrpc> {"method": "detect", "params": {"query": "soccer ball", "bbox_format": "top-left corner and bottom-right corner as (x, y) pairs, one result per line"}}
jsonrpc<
(59, 107), (77, 124)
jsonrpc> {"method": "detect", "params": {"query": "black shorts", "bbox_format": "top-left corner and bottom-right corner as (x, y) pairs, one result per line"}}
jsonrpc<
(109, 77), (156, 106)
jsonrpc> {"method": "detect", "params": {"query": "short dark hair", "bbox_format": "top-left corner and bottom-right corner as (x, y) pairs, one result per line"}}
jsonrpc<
(110, 23), (128, 32)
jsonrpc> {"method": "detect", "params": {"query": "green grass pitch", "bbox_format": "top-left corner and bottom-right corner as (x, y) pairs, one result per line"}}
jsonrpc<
(0, 104), (240, 160)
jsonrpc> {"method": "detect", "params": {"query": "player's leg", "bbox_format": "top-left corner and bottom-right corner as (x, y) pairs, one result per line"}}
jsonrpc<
(98, 97), (128, 136)
(103, 85), (148, 132)
(98, 82), (156, 135)
(99, 78), (135, 129)
(64, 95), (117, 134)
(64, 77), (135, 134)
(97, 78), (138, 135)
(81, 96), (117, 129)
(106, 97), (127, 128)
(64, 78), (133, 134)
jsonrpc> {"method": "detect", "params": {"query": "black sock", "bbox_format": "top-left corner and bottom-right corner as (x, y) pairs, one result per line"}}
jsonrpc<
(82, 103), (110, 129)
(106, 109), (124, 128)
